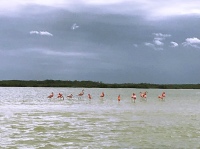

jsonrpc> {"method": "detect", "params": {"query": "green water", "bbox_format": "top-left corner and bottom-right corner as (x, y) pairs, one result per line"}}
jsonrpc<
(0, 87), (200, 148)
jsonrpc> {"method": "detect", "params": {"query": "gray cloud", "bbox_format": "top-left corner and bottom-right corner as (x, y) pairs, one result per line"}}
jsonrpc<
(1, 2), (200, 84)
(1, 0), (200, 19)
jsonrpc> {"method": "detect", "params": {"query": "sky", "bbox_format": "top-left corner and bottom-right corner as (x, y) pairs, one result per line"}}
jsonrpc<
(1, 0), (200, 84)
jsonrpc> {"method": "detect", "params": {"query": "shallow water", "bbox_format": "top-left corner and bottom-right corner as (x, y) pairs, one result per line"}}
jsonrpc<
(0, 87), (200, 148)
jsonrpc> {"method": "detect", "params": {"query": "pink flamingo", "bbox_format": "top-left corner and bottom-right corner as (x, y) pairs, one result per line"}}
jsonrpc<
(158, 92), (166, 100)
(118, 94), (121, 102)
(78, 89), (84, 99)
(100, 92), (104, 98)
(131, 93), (137, 103)
(57, 93), (64, 100)
(47, 92), (54, 98)
(67, 94), (73, 99)
(140, 91), (147, 100)
(162, 92), (166, 98)
(88, 94), (92, 100)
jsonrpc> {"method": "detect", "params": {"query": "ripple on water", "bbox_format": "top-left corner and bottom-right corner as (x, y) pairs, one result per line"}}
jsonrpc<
(1, 88), (200, 148)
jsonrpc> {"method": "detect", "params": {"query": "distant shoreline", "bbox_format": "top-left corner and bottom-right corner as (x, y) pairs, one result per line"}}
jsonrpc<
(0, 80), (200, 89)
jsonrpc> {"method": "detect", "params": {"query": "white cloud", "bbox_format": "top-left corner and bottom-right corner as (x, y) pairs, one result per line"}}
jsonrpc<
(153, 33), (171, 44)
(153, 33), (171, 39)
(30, 31), (53, 36)
(151, 32), (172, 47)
(144, 42), (163, 50)
(185, 37), (200, 44)
(30, 31), (39, 34)
(39, 31), (53, 36)
(170, 41), (179, 47)
(71, 23), (79, 30)
(145, 42), (154, 47)
(182, 37), (200, 49)
(144, 32), (172, 49)
(154, 39), (164, 46)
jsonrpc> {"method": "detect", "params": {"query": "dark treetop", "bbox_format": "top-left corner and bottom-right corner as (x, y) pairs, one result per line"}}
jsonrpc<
(1, 80), (200, 89)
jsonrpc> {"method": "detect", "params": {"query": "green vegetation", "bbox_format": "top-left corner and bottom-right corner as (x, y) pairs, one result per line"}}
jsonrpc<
(0, 80), (200, 89)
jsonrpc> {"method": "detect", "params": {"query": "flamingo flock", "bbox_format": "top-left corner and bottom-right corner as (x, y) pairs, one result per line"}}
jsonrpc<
(47, 90), (166, 102)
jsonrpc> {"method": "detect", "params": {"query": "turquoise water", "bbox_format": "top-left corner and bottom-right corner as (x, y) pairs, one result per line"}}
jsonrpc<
(0, 87), (200, 148)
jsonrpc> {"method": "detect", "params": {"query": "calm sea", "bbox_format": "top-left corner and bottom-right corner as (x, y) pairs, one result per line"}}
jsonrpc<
(0, 87), (200, 148)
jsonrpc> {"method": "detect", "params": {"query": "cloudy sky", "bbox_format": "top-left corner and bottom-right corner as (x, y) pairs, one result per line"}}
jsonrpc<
(1, 0), (200, 84)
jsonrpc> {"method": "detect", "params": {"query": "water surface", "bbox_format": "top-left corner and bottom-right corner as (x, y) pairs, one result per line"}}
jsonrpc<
(0, 87), (200, 148)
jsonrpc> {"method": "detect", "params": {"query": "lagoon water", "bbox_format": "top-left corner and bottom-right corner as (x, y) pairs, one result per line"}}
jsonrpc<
(0, 87), (200, 148)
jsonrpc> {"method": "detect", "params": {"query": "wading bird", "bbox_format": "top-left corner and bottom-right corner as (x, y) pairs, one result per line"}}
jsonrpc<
(67, 94), (73, 99)
(47, 92), (54, 98)
(57, 93), (64, 100)
(78, 89), (84, 99)
(131, 93), (136, 103)
(100, 92), (104, 98)
(158, 92), (166, 101)
(88, 94), (92, 100)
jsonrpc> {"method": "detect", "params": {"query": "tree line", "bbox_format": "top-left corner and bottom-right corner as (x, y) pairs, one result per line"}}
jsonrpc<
(0, 80), (200, 89)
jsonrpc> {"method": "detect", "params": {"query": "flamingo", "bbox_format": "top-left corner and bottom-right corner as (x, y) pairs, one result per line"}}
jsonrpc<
(118, 94), (121, 102)
(88, 94), (92, 100)
(140, 91), (147, 101)
(67, 94), (73, 99)
(140, 92), (143, 98)
(78, 89), (84, 99)
(131, 93), (136, 103)
(158, 92), (166, 100)
(162, 92), (166, 98)
(100, 92), (104, 98)
(158, 95), (164, 100)
(57, 93), (64, 100)
(47, 92), (54, 98)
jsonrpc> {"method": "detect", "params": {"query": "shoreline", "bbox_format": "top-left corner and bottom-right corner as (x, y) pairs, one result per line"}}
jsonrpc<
(0, 80), (200, 89)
